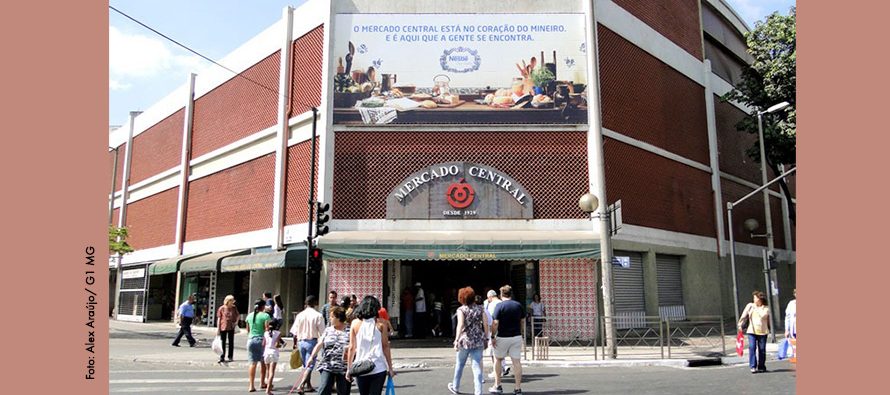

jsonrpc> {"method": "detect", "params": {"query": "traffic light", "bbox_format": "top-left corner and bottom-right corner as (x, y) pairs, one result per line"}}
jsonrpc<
(767, 251), (778, 270)
(315, 202), (330, 237)
(308, 247), (323, 274)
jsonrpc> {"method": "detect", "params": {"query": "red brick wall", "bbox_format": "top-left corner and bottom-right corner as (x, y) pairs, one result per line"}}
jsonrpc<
(290, 26), (324, 116)
(599, 26), (709, 165)
(611, 0), (703, 59)
(184, 155), (275, 241)
(715, 98), (761, 184)
(332, 131), (589, 219)
(605, 138), (715, 238)
(284, 139), (318, 225)
(191, 52), (281, 158)
(125, 187), (178, 250)
(721, 178), (787, 248)
(129, 109), (184, 185)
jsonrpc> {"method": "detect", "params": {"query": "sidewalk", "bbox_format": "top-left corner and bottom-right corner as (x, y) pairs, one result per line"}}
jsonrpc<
(110, 320), (785, 369)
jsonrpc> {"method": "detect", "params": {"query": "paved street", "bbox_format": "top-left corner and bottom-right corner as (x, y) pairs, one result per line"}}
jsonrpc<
(110, 359), (796, 394)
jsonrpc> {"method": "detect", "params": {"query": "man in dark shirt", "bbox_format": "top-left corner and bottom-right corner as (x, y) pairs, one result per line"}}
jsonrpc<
(320, 290), (338, 326)
(490, 285), (525, 394)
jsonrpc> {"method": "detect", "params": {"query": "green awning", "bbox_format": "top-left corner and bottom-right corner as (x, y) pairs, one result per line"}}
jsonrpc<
(220, 247), (308, 272)
(179, 249), (250, 273)
(317, 231), (600, 261)
(149, 252), (211, 276)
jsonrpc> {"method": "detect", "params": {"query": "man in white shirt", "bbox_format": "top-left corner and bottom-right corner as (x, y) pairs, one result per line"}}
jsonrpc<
(484, 289), (508, 378)
(784, 288), (797, 339)
(414, 282), (427, 338)
(290, 295), (325, 393)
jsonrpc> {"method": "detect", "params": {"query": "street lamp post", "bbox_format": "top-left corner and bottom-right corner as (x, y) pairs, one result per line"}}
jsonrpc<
(579, 193), (617, 359)
(756, 101), (789, 339)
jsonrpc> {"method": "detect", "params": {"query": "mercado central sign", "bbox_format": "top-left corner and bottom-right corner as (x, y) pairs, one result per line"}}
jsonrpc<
(386, 162), (533, 219)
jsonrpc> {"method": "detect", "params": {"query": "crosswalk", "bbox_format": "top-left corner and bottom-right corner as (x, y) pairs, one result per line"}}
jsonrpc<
(110, 368), (295, 394)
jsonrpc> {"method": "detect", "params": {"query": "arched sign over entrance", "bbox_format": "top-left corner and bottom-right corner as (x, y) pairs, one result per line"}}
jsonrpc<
(386, 162), (534, 219)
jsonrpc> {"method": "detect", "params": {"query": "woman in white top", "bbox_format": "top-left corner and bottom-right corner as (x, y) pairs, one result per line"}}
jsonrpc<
(273, 294), (284, 321)
(739, 291), (770, 373)
(784, 288), (796, 339)
(529, 293), (546, 337)
(345, 296), (395, 395)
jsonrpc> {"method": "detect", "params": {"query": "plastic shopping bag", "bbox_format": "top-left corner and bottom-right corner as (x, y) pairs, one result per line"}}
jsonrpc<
(385, 376), (396, 395)
(736, 331), (745, 357)
(211, 336), (223, 355)
(289, 349), (303, 370)
(777, 338), (795, 360)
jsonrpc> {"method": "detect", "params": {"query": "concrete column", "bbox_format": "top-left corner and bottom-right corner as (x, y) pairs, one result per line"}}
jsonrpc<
(703, 60), (726, 256)
(642, 250), (660, 317)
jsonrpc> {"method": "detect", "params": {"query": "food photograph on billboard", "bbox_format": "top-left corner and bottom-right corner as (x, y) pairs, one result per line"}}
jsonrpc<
(331, 13), (589, 125)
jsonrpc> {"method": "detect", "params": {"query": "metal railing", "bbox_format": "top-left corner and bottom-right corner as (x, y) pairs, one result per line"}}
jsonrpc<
(526, 315), (727, 360)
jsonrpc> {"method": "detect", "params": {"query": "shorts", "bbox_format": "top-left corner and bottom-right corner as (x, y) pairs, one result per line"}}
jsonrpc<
(247, 337), (264, 363)
(493, 336), (522, 360)
(263, 352), (280, 364)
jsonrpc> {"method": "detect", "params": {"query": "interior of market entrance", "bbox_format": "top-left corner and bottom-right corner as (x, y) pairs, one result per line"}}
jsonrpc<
(388, 260), (534, 341)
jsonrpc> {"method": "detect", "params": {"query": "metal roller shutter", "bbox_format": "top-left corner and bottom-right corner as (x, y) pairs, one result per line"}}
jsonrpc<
(612, 251), (645, 312)
(656, 255), (683, 306)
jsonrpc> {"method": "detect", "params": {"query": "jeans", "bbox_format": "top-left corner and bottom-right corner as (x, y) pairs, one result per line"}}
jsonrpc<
(355, 371), (387, 395)
(218, 329), (234, 361)
(453, 347), (484, 395)
(748, 334), (767, 370)
(318, 370), (351, 395)
(173, 316), (196, 346)
(299, 339), (318, 369)
(404, 309), (414, 337)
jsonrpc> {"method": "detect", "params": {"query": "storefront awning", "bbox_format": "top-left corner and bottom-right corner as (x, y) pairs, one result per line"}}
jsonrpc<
(179, 249), (251, 273)
(220, 247), (308, 272)
(317, 231), (600, 260)
(148, 252), (211, 276)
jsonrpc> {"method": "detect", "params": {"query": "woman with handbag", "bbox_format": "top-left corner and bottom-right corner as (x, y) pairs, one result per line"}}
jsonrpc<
(306, 306), (352, 395)
(448, 287), (489, 395)
(345, 296), (395, 395)
(216, 295), (239, 363)
(739, 291), (771, 373)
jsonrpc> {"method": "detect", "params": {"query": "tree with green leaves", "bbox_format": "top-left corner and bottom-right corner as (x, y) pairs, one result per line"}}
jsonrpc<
(723, 7), (796, 225)
(109, 225), (134, 255)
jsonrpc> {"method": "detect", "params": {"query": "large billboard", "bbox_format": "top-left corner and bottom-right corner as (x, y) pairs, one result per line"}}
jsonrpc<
(332, 13), (589, 125)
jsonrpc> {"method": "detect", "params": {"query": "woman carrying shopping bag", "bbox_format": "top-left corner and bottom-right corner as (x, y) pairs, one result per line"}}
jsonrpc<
(448, 287), (489, 395)
(738, 291), (770, 373)
(217, 295), (239, 363)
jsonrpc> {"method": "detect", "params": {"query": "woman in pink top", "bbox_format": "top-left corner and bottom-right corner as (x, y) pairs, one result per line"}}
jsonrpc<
(216, 295), (239, 363)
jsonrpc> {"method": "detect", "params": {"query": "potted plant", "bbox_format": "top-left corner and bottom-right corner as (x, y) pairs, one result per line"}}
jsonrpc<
(530, 67), (555, 95)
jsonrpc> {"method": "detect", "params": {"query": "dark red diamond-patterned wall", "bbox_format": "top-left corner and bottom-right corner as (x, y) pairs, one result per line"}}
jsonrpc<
(599, 25), (709, 165)
(191, 52), (281, 158)
(604, 138), (715, 238)
(332, 132), (589, 219)
(125, 187), (178, 250)
(285, 139), (318, 225)
(721, 179), (787, 249)
(129, 109), (185, 185)
(185, 155), (275, 241)
(715, 97), (761, 185)
(611, 0), (703, 59)
(290, 26), (324, 116)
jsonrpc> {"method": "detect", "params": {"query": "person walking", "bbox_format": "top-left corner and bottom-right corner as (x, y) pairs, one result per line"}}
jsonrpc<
(739, 291), (771, 373)
(216, 295), (239, 363)
(483, 290), (507, 379)
(291, 295), (326, 393)
(785, 288), (797, 340)
(401, 287), (415, 338)
(306, 306), (352, 395)
(263, 319), (285, 395)
(448, 287), (489, 395)
(246, 299), (272, 392)
(172, 294), (197, 347)
(414, 282), (427, 339)
(345, 296), (395, 395)
(490, 285), (525, 394)
(263, 291), (275, 314)
(273, 294), (284, 321)
(321, 290), (338, 326)
(529, 294), (546, 337)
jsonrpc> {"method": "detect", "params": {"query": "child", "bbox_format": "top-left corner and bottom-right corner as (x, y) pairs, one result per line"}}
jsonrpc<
(263, 319), (285, 394)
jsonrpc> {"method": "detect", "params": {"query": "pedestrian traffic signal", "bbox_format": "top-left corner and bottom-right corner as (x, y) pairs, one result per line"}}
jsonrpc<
(767, 251), (778, 270)
(308, 248), (323, 274)
(316, 202), (330, 237)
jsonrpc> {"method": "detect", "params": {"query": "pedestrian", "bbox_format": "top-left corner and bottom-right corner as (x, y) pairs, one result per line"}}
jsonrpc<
(345, 295), (395, 395)
(784, 288), (797, 340)
(414, 282), (427, 339)
(264, 291), (274, 314)
(247, 299), (272, 392)
(306, 306), (352, 395)
(483, 290), (507, 379)
(321, 290), (338, 326)
(290, 295), (326, 393)
(529, 293), (546, 337)
(263, 319), (285, 395)
(378, 306), (394, 336)
(273, 294), (284, 321)
(448, 287), (489, 395)
(401, 287), (415, 338)
(216, 294), (239, 363)
(431, 292), (443, 337)
(739, 290), (771, 373)
(172, 294), (197, 348)
(449, 288), (461, 338)
(490, 285), (526, 394)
